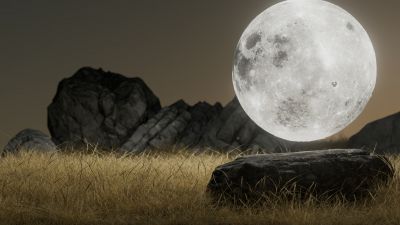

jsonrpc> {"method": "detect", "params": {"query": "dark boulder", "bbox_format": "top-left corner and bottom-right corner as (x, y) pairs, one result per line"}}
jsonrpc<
(48, 67), (161, 149)
(349, 112), (400, 154)
(207, 149), (393, 202)
(3, 129), (57, 153)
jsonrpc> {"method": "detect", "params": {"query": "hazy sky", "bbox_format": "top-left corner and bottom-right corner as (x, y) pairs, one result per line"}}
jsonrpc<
(1, 0), (399, 147)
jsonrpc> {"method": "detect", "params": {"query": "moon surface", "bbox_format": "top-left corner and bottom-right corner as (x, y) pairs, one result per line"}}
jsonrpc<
(233, 0), (376, 142)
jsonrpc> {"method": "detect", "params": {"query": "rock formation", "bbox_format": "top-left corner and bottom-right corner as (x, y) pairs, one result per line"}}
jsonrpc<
(46, 67), (347, 153)
(178, 101), (223, 148)
(198, 98), (281, 151)
(121, 100), (192, 152)
(3, 129), (57, 154)
(348, 112), (400, 154)
(48, 67), (161, 149)
(207, 149), (393, 203)
(121, 100), (222, 153)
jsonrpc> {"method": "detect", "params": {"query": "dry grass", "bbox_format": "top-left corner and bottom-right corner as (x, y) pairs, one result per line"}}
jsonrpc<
(0, 150), (399, 225)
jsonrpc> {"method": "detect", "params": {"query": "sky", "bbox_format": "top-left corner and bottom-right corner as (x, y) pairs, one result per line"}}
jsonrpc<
(0, 0), (399, 147)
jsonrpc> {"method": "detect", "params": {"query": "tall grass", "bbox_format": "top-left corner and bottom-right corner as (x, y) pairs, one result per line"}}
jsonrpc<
(0, 150), (398, 225)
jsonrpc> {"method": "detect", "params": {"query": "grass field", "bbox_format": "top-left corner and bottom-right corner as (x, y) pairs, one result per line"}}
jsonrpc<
(0, 149), (399, 225)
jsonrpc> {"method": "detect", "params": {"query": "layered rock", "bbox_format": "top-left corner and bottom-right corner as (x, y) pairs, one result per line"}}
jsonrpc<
(121, 100), (191, 152)
(48, 67), (161, 149)
(120, 97), (292, 153)
(3, 129), (57, 154)
(348, 112), (400, 154)
(121, 100), (223, 153)
(207, 149), (393, 202)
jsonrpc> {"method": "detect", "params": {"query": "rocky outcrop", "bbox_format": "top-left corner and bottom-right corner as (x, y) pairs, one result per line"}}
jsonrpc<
(121, 100), (191, 152)
(202, 97), (280, 151)
(207, 149), (393, 202)
(119, 97), (294, 153)
(348, 112), (400, 154)
(121, 100), (223, 153)
(200, 98), (255, 150)
(46, 67), (348, 153)
(48, 67), (161, 149)
(179, 102), (223, 148)
(3, 129), (57, 154)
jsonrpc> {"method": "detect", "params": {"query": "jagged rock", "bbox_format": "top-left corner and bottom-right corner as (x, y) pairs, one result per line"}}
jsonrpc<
(348, 112), (400, 154)
(199, 99), (239, 149)
(179, 102), (223, 148)
(48, 67), (161, 149)
(207, 149), (393, 202)
(3, 129), (57, 153)
(199, 98), (293, 152)
(121, 100), (191, 152)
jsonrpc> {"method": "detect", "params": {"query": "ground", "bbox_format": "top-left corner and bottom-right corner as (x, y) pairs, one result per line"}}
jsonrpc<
(0, 149), (398, 225)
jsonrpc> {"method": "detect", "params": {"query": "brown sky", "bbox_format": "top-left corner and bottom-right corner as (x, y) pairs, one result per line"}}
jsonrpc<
(0, 0), (399, 147)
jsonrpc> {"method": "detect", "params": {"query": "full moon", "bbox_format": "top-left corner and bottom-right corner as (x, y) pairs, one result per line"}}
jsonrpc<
(233, 0), (376, 142)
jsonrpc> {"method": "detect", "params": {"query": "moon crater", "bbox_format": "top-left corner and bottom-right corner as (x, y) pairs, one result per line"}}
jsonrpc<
(246, 32), (262, 49)
(277, 97), (310, 129)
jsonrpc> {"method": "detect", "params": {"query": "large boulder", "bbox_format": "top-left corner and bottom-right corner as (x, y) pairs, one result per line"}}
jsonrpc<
(207, 149), (393, 202)
(48, 67), (161, 149)
(3, 129), (57, 154)
(349, 112), (400, 154)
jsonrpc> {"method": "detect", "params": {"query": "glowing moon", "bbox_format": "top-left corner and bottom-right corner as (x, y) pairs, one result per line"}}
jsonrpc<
(233, 0), (376, 142)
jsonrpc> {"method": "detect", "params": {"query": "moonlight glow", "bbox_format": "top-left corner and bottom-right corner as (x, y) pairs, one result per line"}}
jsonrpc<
(232, 0), (376, 142)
